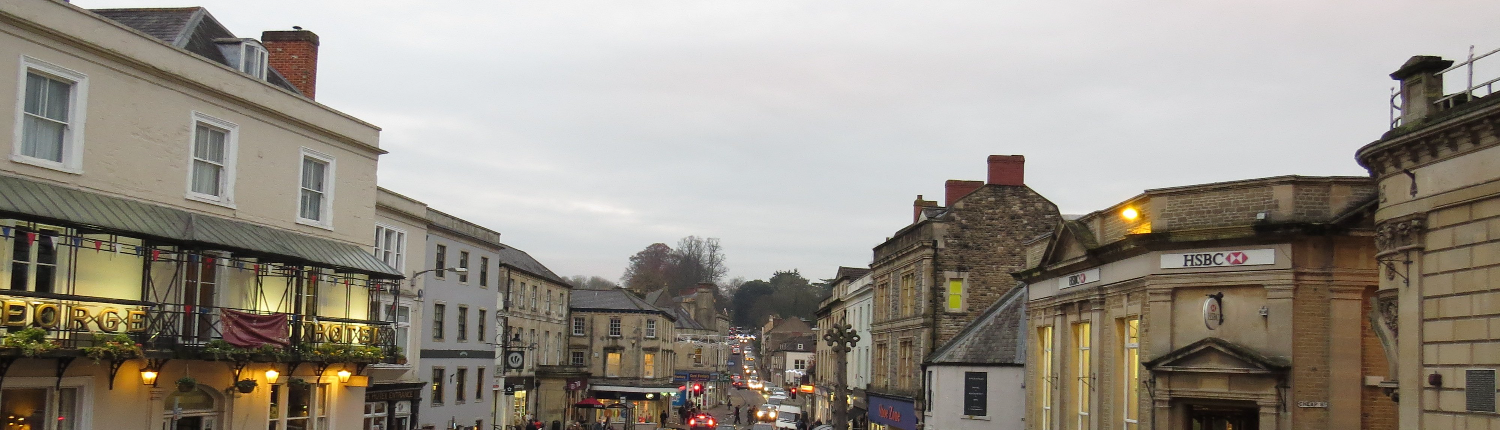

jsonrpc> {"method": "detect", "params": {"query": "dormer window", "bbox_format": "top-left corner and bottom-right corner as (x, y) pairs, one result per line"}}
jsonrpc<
(215, 39), (268, 80)
(240, 42), (267, 79)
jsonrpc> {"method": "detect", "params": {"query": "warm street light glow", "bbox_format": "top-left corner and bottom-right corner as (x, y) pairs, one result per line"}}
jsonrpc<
(140, 370), (158, 385)
(265, 369), (280, 384)
(1122, 207), (1139, 220)
(337, 370), (352, 383)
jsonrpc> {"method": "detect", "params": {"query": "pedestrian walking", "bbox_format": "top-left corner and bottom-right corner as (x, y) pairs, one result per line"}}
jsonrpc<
(660, 411), (669, 426)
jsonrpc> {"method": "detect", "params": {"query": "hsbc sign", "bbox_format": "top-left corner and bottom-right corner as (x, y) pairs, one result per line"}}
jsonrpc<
(1059, 268), (1101, 290)
(1160, 249), (1275, 269)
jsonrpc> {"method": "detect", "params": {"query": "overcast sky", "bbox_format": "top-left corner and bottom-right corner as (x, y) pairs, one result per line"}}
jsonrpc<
(83, 0), (1500, 283)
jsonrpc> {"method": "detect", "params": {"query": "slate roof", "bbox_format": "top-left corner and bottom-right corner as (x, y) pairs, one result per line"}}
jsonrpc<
(0, 174), (400, 278)
(570, 288), (675, 320)
(90, 7), (303, 95)
(495, 244), (570, 286)
(672, 307), (707, 330)
(926, 282), (1027, 365)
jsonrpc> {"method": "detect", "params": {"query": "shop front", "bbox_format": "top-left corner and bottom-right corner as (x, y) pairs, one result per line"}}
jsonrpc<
(593, 386), (676, 426)
(365, 382), (424, 430)
(866, 395), (916, 430)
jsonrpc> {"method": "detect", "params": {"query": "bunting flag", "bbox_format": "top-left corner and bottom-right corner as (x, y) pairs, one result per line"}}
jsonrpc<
(93, 240), (103, 252)
(71, 237), (81, 247)
(0, 227), (9, 238)
(25, 232), (35, 245)
(205, 257), (214, 266)
(150, 250), (160, 261)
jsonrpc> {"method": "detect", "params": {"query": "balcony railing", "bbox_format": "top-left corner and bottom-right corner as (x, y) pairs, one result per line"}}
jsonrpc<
(0, 289), (398, 363)
(1392, 45), (1500, 129)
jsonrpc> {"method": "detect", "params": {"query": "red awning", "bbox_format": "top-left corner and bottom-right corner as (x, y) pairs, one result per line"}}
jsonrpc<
(575, 398), (606, 408)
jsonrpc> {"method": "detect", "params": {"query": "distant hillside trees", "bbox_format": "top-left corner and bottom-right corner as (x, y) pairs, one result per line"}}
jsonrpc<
(620, 236), (729, 297)
(730, 270), (829, 327)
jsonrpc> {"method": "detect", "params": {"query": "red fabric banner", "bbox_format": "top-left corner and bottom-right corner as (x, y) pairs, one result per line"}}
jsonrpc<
(220, 309), (290, 348)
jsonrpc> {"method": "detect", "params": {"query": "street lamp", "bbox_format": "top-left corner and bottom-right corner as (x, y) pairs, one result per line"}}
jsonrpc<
(823, 321), (859, 430)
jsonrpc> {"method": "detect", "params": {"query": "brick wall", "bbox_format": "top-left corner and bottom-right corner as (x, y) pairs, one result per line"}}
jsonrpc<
(1292, 282), (1332, 429)
(1363, 289), (1398, 430)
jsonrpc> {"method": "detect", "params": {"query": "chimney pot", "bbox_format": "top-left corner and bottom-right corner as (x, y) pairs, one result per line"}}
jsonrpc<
(912, 195), (938, 223)
(261, 29), (320, 99)
(1390, 55), (1454, 125)
(987, 155), (1025, 186)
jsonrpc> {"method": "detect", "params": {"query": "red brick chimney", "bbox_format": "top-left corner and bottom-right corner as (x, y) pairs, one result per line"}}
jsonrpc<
(987, 155), (1025, 186)
(912, 195), (938, 223)
(261, 29), (319, 99)
(945, 180), (983, 206)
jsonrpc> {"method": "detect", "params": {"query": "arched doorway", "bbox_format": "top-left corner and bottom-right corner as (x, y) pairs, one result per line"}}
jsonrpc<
(162, 387), (222, 430)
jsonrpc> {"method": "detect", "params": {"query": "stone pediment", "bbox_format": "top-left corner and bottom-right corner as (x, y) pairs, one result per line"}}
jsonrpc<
(1041, 220), (1097, 267)
(1143, 337), (1289, 374)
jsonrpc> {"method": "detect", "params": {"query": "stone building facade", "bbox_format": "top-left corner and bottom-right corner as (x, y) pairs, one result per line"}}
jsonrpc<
(1356, 52), (1500, 429)
(1017, 175), (1387, 430)
(568, 287), (679, 426)
(417, 210), (503, 430)
(867, 155), (1060, 430)
(496, 245), (574, 429)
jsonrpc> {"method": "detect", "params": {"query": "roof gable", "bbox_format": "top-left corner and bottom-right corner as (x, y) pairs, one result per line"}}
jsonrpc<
(926, 283), (1027, 365)
(1144, 337), (1289, 374)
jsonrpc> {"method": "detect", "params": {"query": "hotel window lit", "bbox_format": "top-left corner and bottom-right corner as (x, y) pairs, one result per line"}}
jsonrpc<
(1121, 318), (1140, 430)
(1074, 322), (1091, 430)
(1038, 326), (1053, 430)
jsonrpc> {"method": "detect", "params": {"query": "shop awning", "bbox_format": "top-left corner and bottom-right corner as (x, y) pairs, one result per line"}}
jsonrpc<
(0, 175), (401, 278)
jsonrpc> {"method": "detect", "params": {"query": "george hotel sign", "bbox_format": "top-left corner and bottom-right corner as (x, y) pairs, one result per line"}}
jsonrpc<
(1160, 249), (1275, 269)
(1, 297), (148, 332)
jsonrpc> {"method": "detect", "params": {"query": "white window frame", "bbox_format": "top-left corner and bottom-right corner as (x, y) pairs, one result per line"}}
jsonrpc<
(266, 381), (328, 430)
(295, 148), (336, 229)
(572, 316), (586, 336)
(184, 111), (238, 207)
(240, 41), (268, 79)
(645, 319), (657, 338)
(374, 224), (407, 270)
(608, 317), (621, 337)
(12, 56), (87, 173)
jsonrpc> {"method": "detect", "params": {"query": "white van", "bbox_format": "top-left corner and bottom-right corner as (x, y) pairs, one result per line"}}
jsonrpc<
(774, 405), (802, 430)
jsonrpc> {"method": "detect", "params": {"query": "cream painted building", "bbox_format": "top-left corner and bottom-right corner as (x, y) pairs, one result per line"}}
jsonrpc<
(1017, 176), (1388, 430)
(1356, 51), (1500, 429)
(0, 2), (401, 430)
(369, 188), (433, 430)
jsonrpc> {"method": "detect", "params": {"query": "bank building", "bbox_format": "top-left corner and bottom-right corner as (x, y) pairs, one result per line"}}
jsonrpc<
(0, 2), (407, 429)
(1017, 175), (1395, 430)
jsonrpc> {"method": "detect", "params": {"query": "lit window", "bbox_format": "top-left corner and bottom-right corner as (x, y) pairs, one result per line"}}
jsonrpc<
(1075, 322), (1092, 429)
(187, 113), (237, 203)
(606, 352), (621, 377)
(296, 150), (334, 225)
(1038, 326), (1054, 430)
(644, 353), (656, 378)
(946, 279), (963, 312)
(15, 57), (87, 171)
(431, 368), (445, 405)
(1121, 318), (1140, 430)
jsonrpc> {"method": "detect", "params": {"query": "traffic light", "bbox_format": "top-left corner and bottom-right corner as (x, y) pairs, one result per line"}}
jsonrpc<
(692, 383), (704, 394)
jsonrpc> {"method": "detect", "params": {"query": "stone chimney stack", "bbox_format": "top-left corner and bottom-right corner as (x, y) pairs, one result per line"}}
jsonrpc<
(1391, 56), (1455, 126)
(262, 29), (320, 99)
(913, 195), (938, 223)
(944, 180), (983, 207)
(987, 155), (1025, 186)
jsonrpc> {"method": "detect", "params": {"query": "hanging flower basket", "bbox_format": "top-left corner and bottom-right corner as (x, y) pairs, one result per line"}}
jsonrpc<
(235, 379), (259, 393)
(176, 376), (198, 393)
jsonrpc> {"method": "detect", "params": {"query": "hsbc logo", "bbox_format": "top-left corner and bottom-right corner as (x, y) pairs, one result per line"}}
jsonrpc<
(1161, 249), (1275, 269)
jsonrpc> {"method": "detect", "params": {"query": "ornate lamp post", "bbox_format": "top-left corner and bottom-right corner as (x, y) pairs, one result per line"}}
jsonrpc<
(823, 321), (859, 430)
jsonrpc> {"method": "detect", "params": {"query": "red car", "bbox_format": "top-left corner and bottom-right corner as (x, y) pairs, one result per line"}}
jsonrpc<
(688, 413), (718, 430)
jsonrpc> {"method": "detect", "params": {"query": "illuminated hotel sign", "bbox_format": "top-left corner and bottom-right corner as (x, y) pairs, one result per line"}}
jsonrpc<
(1, 298), (148, 332)
(300, 320), (393, 345)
